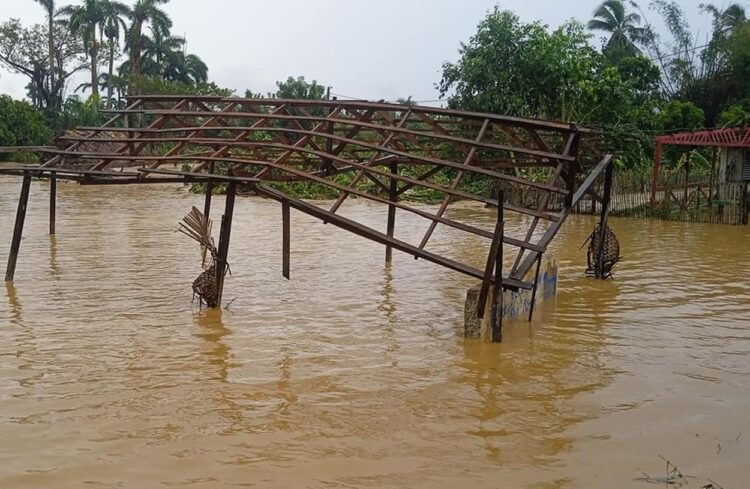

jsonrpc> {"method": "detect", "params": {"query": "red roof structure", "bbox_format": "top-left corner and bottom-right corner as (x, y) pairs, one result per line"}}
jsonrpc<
(651, 126), (750, 204)
(655, 126), (750, 148)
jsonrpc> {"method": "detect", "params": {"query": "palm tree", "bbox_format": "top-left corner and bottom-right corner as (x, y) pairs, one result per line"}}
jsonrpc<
(61, 0), (105, 98)
(702, 3), (747, 34)
(183, 53), (208, 84)
(100, 72), (129, 107)
(100, 0), (130, 108)
(587, 0), (649, 55)
(126, 0), (172, 92)
(163, 51), (208, 84)
(32, 0), (56, 103)
(143, 27), (184, 74)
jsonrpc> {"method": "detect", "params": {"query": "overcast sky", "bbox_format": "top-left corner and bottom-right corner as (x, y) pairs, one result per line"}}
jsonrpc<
(0, 0), (743, 105)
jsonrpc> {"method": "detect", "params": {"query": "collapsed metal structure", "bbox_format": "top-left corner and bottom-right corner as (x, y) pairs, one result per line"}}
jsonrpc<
(0, 96), (614, 341)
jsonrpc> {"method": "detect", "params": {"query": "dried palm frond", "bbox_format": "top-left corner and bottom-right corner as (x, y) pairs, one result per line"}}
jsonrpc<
(178, 207), (223, 308)
(178, 206), (215, 267)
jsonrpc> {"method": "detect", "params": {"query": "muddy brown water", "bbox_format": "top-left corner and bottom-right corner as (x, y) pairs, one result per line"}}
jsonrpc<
(0, 176), (748, 488)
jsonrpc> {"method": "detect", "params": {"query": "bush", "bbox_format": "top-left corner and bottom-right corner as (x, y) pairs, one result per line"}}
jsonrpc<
(54, 96), (107, 133)
(0, 95), (52, 159)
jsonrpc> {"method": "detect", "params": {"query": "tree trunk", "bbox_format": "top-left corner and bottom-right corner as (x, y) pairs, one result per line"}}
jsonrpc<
(90, 42), (99, 98)
(107, 40), (115, 109)
(48, 14), (55, 109)
(127, 23), (143, 96)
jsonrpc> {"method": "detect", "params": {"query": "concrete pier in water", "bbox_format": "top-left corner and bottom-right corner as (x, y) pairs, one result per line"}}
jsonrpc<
(464, 254), (558, 341)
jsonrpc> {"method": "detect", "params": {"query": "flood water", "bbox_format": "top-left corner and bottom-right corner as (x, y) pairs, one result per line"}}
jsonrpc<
(0, 175), (748, 488)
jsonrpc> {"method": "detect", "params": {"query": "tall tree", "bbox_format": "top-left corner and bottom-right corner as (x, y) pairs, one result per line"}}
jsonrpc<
(126, 0), (172, 93)
(588, 0), (649, 56)
(101, 0), (130, 108)
(645, 1), (747, 124)
(702, 3), (747, 33)
(162, 51), (208, 84)
(142, 27), (184, 75)
(182, 53), (208, 84)
(0, 19), (86, 113)
(61, 0), (105, 98)
(32, 0), (56, 107)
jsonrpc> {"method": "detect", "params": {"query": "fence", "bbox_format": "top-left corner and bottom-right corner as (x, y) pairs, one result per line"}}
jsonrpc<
(503, 169), (748, 225)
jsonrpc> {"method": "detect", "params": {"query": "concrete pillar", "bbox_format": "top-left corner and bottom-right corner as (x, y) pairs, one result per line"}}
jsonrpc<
(464, 254), (558, 340)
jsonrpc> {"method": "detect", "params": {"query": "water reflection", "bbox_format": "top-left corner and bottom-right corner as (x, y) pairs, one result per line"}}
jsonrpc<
(378, 265), (400, 364)
(458, 271), (619, 466)
(275, 344), (297, 419)
(194, 309), (230, 383)
(48, 235), (59, 278)
(5, 282), (23, 325)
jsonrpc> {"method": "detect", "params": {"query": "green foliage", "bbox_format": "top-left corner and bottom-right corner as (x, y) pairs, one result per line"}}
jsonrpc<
(645, 1), (747, 125)
(614, 56), (661, 97)
(439, 10), (649, 126)
(134, 75), (234, 97)
(126, 0), (173, 84)
(438, 8), (664, 168)
(588, 0), (649, 56)
(657, 100), (705, 131)
(273, 76), (326, 100)
(727, 21), (750, 101)
(0, 18), (86, 114)
(54, 95), (107, 132)
(0, 95), (52, 160)
(717, 99), (750, 127)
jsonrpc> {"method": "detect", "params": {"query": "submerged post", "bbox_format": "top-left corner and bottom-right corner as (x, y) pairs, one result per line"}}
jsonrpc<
(49, 173), (57, 235)
(6, 173), (32, 283)
(385, 161), (398, 264)
(528, 253), (543, 321)
(215, 181), (237, 306)
(282, 199), (290, 279)
(595, 162), (614, 279)
(490, 190), (505, 342)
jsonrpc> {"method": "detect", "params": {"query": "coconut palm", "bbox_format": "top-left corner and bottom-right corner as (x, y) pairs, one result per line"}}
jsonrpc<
(702, 3), (747, 34)
(126, 0), (172, 88)
(78, 73), (127, 108)
(587, 0), (649, 55)
(100, 0), (130, 108)
(61, 0), (105, 98)
(183, 53), (208, 84)
(101, 73), (129, 107)
(164, 52), (209, 84)
(142, 27), (185, 74)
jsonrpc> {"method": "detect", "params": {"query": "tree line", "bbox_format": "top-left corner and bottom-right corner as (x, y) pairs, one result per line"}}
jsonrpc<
(1, 0), (749, 170)
(0, 0), (213, 139)
(439, 0), (750, 169)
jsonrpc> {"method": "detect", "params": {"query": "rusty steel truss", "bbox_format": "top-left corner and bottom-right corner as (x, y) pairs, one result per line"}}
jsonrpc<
(0, 95), (614, 341)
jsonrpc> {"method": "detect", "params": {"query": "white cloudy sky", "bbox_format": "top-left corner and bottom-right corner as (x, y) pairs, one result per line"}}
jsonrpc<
(0, 0), (741, 104)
